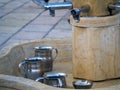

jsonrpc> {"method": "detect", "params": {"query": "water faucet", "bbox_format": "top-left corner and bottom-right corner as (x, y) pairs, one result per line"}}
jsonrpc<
(108, 0), (120, 15)
(32, 0), (90, 22)
(71, 5), (90, 22)
(44, 3), (90, 22)
(32, 0), (72, 16)
(43, 2), (72, 17)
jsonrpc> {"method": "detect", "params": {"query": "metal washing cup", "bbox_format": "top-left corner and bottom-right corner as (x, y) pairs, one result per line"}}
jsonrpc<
(72, 79), (93, 89)
(18, 57), (53, 80)
(36, 72), (67, 88)
(44, 72), (67, 88)
(34, 45), (58, 60)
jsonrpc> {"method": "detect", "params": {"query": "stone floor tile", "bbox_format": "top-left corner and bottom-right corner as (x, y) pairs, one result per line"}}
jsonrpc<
(55, 9), (70, 17)
(2, 13), (38, 21)
(13, 1), (44, 14)
(31, 15), (61, 25)
(0, 0), (72, 49)
(13, 7), (43, 14)
(40, 9), (69, 17)
(0, 13), (5, 17)
(0, 33), (12, 45)
(0, 3), (4, 7)
(23, 0), (43, 9)
(0, 26), (20, 33)
(0, 12), (39, 27)
(45, 28), (72, 38)
(0, 0), (29, 9)
(0, 0), (11, 3)
(11, 31), (46, 40)
(0, 38), (33, 49)
(0, 18), (29, 27)
(0, 0), (30, 18)
(22, 24), (52, 32)
(0, 8), (13, 14)
(54, 19), (72, 30)
(0, 38), (7, 47)
(39, 10), (52, 17)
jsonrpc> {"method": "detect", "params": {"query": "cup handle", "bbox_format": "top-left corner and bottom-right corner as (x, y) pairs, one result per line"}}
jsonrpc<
(35, 77), (44, 83)
(18, 60), (27, 77)
(57, 78), (63, 87)
(52, 48), (58, 60)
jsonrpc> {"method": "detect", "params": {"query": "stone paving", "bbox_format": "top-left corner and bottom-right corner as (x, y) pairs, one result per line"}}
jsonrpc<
(0, 0), (72, 49)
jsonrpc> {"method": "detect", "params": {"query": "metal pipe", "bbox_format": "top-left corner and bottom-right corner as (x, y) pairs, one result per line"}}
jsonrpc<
(43, 1), (72, 16)
(32, 0), (72, 16)
(44, 2), (72, 9)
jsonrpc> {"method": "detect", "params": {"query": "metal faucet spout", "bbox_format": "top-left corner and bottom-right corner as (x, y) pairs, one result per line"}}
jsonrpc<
(43, 2), (72, 16)
(44, 2), (72, 9)
(108, 1), (120, 15)
(71, 5), (90, 22)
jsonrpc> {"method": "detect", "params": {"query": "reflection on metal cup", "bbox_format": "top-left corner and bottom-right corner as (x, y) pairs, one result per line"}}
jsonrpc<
(34, 45), (58, 60)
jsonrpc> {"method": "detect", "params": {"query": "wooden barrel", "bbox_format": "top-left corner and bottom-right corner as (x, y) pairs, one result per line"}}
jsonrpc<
(72, 0), (117, 16)
(71, 14), (120, 81)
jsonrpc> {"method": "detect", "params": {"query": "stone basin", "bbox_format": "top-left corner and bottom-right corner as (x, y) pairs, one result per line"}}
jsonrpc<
(0, 38), (120, 90)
